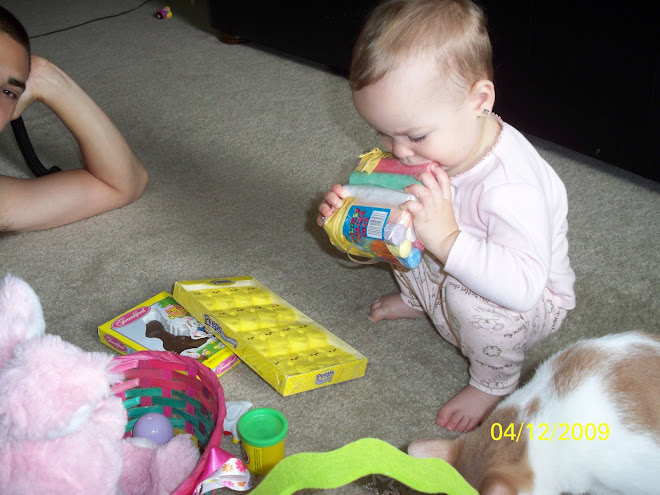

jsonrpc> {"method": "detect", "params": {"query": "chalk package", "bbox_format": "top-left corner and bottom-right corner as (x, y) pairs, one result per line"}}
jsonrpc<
(323, 148), (434, 269)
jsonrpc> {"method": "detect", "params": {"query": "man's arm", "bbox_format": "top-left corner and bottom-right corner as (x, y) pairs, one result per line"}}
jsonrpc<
(0, 56), (148, 232)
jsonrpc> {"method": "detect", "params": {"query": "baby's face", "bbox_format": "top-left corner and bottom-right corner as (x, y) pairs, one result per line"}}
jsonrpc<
(352, 56), (487, 178)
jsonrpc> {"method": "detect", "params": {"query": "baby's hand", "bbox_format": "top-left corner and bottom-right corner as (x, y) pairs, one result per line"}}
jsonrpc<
(317, 183), (348, 226)
(402, 164), (459, 264)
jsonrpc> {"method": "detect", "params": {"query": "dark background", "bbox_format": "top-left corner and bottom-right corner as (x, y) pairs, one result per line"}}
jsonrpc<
(209, 1), (658, 182)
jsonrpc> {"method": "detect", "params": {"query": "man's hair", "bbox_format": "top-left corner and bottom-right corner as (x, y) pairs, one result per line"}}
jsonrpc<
(0, 6), (30, 56)
(350, 0), (492, 95)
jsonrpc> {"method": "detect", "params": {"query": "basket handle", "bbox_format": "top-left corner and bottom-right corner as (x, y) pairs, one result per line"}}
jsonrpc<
(192, 446), (251, 493)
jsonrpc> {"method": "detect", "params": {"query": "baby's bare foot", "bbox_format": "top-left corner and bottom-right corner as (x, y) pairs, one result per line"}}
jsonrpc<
(436, 385), (503, 433)
(369, 293), (425, 322)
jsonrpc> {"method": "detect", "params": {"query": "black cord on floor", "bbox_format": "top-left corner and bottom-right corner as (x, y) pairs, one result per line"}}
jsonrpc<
(29, 0), (153, 39)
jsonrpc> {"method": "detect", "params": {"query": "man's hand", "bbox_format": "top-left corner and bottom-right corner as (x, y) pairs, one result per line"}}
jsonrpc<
(10, 55), (56, 120)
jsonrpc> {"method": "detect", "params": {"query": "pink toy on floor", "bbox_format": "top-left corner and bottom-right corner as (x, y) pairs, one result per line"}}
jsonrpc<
(0, 274), (200, 495)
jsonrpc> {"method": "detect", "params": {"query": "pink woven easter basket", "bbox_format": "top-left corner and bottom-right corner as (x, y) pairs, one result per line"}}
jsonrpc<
(110, 350), (235, 495)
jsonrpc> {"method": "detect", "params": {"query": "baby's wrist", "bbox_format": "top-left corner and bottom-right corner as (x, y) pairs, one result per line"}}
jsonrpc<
(429, 230), (460, 265)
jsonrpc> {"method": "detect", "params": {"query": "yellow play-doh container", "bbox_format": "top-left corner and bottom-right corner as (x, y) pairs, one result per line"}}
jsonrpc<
(238, 407), (288, 476)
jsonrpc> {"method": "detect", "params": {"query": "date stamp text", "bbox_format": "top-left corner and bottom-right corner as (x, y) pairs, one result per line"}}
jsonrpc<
(491, 422), (609, 442)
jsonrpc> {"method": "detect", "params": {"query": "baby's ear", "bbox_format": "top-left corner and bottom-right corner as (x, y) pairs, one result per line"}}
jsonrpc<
(0, 274), (45, 364)
(407, 438), (456, 464)
(469, 79), (495, 115)
(480, 474), (518, 495)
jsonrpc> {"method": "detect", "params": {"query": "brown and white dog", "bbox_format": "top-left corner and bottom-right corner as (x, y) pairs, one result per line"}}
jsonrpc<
(408, 331), (660, 494)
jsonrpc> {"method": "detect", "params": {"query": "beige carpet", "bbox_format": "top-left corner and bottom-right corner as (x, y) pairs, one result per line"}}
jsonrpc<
(1, 1), (658, 493)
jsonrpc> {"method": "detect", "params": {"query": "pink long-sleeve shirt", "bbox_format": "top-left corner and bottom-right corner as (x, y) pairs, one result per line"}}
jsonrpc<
(428, 119), (576, 313)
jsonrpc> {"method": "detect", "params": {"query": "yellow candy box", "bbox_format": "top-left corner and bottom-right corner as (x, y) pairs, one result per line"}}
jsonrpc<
(98, 292), (239, 377)
(173, 277), (368, 396)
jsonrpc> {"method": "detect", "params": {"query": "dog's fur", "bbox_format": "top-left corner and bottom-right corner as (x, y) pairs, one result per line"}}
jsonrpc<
(409, 332), (660, 494)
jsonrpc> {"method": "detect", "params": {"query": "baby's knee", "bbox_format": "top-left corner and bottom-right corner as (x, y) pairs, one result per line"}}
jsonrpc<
(444, 283), (515, 336)
(443, 276), (485, 307)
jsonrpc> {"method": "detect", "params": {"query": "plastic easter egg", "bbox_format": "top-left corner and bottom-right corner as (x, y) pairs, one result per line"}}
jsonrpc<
(132, 412), (174, 444)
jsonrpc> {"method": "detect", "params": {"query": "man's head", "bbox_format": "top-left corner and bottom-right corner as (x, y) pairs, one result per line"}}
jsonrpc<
(0, 6), (30, 54)
(0, 6), (30, 131)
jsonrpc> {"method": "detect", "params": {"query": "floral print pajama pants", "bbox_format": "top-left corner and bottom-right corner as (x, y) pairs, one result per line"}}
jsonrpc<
(394, 262), (568, 396)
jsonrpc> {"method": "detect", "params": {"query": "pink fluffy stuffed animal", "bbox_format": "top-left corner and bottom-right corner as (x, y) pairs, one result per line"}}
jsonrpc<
(0, 274), (200, 495)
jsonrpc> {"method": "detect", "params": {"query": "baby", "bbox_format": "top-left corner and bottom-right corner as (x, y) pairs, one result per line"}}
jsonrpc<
(318, 0), (575, 433)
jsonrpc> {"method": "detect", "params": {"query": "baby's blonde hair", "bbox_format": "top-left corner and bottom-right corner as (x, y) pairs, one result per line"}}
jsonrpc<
(350, 0), (493, 97)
